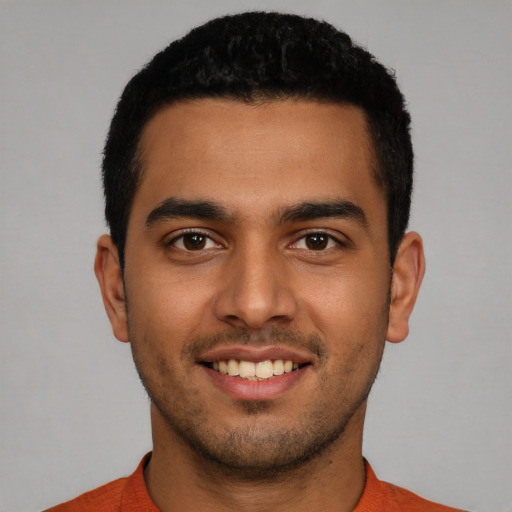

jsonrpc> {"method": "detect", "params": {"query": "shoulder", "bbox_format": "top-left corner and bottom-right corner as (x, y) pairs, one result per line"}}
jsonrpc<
(380, 480), (466, 511)
(44, 453), (155, 512)
(356, 461), (467, 512)
(43, 477), (127, 512)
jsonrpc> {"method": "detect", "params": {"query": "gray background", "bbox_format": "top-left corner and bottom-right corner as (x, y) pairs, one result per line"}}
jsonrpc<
(1, 1), (511, 511)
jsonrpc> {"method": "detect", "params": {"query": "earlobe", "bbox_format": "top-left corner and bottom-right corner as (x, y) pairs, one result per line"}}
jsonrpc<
(94, 234), (129, 342)
(386, 231), (426, 343)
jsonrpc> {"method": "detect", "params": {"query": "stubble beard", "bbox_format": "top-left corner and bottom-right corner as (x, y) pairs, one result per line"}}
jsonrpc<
(153, 392), (374, 481)
(130, 324), (386, 481)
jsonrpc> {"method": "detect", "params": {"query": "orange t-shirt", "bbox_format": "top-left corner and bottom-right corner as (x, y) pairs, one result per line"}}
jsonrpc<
(45, 454), (465, 511)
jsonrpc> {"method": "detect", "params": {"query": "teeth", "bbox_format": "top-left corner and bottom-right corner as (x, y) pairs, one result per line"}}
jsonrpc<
(239, 361), (256, 378)
(227, 359), (239, 376)
(273, 359), (284, 375)
(210, 359), (301, 380)
(219, 360), (228, 375)
(255, 360), (274, 379)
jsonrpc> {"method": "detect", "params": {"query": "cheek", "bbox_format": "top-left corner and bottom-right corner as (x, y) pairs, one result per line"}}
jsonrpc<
(125, 265), (215, 348)
(299, 264), (389, 381)
(302, 267), (389, 332)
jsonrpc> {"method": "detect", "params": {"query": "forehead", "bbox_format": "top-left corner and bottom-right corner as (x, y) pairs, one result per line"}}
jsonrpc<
(134, 98), (383, 222)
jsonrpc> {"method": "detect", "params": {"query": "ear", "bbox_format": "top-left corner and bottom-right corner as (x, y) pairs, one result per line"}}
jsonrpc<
(386, 231), (426, 343)
(94, 234), (129, 342)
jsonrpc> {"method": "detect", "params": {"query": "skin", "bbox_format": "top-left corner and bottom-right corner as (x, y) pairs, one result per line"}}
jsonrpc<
(95, 98), (425, 512)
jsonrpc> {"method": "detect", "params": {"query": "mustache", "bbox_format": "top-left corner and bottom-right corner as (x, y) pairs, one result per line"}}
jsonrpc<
(182, 326), (326, 360)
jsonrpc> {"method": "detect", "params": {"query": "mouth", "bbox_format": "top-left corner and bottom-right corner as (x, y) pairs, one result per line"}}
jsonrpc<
(203, 359), (309, 381)
(196, 345), (316, 399)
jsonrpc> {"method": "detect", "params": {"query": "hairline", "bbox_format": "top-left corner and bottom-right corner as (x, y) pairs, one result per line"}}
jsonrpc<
(132, 94), (386, 209)
(118, 94), (391, 268)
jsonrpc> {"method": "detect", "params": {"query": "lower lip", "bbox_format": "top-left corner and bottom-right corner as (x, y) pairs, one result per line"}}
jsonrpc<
(201, 365), (308, 401)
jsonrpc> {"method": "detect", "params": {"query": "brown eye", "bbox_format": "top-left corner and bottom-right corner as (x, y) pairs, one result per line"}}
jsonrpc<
(171, 232), (220, 251)
(182, 233), (207, 250)
(304, 233), (329, 250)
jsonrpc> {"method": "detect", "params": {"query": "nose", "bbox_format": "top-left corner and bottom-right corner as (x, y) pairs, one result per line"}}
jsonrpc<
(212, 244), (298, 330)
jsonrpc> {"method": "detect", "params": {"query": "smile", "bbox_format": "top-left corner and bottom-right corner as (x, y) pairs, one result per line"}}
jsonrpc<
(205, 359), (305, 380)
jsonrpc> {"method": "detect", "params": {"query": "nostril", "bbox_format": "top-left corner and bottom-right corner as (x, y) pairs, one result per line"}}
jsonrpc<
(211, 271), (298, 330)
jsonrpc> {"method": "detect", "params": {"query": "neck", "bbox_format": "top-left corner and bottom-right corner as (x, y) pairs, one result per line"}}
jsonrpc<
(144, 404), (367, 512)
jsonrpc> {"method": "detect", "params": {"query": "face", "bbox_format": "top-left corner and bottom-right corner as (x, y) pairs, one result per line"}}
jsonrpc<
(106, 99), (399, 475)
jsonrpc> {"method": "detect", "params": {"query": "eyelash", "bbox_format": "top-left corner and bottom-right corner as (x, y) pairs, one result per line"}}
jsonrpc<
(166, 230), (345, 252)
(167, 229), (221, 251)
(291, 232), (344, 251)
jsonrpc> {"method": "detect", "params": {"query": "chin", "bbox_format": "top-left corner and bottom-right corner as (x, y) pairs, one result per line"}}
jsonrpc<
(151, 394), (362, 480)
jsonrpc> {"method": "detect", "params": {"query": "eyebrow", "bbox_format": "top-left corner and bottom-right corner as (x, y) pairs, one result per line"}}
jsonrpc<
(277, 199), (368, 227)
(145, 198), (231, 227)
(145, 197), (368, 229)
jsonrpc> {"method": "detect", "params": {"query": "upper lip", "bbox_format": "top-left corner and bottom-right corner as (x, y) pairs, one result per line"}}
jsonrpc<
(197, 345), (315, 365)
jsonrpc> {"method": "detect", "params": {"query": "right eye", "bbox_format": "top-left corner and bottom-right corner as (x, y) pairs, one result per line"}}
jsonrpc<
(169, 232), (221, 251)
(293, 232), (338, 251)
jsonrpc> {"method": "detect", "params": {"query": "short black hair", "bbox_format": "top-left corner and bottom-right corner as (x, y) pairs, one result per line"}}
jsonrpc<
(102, 11), (413, 268)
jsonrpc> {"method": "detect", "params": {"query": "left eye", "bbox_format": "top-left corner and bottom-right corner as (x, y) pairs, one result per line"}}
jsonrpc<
(171, 233), (220, 251)
(293, 233), (338, 250)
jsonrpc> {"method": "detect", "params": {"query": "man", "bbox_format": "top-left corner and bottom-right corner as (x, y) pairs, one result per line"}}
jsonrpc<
(48, 11), (464, 512)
